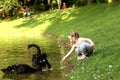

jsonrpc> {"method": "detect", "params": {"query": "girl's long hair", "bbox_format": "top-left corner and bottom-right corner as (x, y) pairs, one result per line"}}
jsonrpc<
(68, 31), (79, 45)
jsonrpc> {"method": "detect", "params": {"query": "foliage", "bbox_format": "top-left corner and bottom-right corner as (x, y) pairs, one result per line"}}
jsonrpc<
(95, 0), (108, 3)
(0, 0), (19, 19)
(0, 0), (19, 11)
(62, 0), (87, 7)
(74, 0), (87, 6)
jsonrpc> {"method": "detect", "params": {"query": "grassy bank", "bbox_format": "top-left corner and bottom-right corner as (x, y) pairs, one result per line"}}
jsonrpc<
(0, 2), (120, 80)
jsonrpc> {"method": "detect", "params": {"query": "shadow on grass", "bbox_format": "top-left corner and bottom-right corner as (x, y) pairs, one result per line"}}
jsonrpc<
(13, 9), (79, 30)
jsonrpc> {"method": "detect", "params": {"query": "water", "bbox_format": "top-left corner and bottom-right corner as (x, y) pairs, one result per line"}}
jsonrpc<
(0, 35), (66, 80)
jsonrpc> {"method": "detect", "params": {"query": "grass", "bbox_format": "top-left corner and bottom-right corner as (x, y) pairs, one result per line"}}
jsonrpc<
(0, 2), (120, 80)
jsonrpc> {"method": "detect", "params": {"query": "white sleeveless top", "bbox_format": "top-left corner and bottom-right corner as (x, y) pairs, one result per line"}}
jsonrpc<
(74, 38), (91, 49)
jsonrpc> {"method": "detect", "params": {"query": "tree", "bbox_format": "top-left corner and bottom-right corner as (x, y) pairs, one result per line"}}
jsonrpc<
(0, 0), (19, 18)
(0, 0), (19, 11)
(112, 0), (119, 2)
(48, 0), (51, 4)
(87, 0), (92, 5)
(57, 0), (61, 9)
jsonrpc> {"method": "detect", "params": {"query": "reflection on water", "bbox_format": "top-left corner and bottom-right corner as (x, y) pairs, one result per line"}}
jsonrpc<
(2, 70), (60, 80)
(0, 36), (65, 80)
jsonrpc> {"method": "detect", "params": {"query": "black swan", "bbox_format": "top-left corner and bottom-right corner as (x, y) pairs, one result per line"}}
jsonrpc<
(25, 44), (52, 70)
(1, 44), (52, 74)
(1, 64), (37, 74)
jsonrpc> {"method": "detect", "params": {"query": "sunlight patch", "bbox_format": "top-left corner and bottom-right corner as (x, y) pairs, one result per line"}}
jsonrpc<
(65, 17), (75, 21)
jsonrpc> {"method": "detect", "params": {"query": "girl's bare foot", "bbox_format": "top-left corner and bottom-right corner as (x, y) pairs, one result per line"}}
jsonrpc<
(77, 55), (86, 60)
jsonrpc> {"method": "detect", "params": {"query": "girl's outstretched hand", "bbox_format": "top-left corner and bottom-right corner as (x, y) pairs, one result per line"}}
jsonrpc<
(60, 57), (65, 64)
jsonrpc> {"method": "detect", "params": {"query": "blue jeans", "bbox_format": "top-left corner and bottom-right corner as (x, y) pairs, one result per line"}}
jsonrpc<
(75, 42), (93, 56)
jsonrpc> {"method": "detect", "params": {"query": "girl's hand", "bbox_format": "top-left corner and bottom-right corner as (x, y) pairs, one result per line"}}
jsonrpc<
(61, 57), (65, 64)
(49, 67), (53, 70)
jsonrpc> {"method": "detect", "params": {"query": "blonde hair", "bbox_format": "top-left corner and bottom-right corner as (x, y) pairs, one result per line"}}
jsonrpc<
(68, 31), (79, 39)
(68, 31), (79, 45)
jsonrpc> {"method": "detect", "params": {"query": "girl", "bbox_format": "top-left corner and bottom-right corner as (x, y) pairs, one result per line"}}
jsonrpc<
(61, 31), (94, 62)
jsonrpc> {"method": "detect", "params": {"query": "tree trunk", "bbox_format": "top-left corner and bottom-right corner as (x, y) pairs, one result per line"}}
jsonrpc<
(87, 0), (92, 5)
(112, 0), (118, 2)
(48, 0), (51, 4)
(34, 0), (38, 5)
(57, 0), (61, 9)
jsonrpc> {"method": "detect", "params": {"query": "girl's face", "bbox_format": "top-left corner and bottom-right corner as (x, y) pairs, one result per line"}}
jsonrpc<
(68, 36), (76, 43)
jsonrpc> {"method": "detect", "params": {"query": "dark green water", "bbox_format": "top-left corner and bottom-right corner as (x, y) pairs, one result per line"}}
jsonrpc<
(0, 36), (64, 80)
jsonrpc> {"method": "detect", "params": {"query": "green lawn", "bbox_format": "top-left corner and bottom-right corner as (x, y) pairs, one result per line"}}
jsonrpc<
(0, 2), (120, 80)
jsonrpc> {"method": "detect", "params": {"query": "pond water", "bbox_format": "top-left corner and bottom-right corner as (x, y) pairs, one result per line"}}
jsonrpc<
(0, 35), (70, 80)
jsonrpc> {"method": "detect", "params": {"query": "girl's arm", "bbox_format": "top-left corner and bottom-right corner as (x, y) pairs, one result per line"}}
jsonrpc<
(61, 45), (75, 63)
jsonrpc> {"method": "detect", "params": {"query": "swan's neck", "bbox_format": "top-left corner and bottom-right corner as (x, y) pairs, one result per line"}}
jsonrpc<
(30, 45), (41, 54)
(36, 47), (41, 54)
